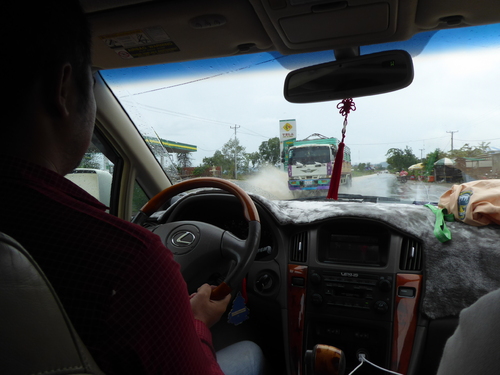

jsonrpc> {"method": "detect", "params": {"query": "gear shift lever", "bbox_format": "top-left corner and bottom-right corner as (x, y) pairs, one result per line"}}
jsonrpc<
(304, 344), (346, 375)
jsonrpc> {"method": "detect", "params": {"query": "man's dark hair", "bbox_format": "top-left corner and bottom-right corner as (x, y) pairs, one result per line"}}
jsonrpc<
(7, 0), (92, 108)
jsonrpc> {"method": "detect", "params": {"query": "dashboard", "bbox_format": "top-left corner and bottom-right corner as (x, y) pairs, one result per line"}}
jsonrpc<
(150, 189), (500, 375)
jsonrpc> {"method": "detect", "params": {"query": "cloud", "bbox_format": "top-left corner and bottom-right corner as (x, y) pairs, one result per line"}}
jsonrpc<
(101, 27), (500, 167)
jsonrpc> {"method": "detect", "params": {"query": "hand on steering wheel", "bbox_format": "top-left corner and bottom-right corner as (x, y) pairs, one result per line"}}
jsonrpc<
(132, 177), (261, 300)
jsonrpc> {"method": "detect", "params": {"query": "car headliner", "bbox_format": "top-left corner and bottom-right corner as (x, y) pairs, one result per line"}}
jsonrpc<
(81, 0), (500, 71)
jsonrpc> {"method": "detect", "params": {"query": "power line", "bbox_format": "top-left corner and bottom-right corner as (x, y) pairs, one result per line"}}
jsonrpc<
(128, 55), (287, 96)
(348, 136), (448, 146)
(120, 101), (274, 140)
(455, 137), (500, 142)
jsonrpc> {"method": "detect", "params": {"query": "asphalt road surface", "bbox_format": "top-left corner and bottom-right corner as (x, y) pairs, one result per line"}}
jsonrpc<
(340, 173), (453, 203)
(234, 169), (453, 202)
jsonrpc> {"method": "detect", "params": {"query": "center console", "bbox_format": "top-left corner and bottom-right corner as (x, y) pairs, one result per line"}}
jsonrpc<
(305, 269), (395, 372)
(302, 221), (399, 374)
(287, 219), (423, 375)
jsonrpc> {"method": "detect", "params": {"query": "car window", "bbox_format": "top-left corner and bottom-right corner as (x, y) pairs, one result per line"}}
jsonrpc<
(67, 129), (125, 213)
(67, 139), (114, 208)
(100, 24), (500, 203)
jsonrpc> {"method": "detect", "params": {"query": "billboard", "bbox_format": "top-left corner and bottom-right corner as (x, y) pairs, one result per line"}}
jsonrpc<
(279, 119), (296, 141)
(279, 119), (296, 170)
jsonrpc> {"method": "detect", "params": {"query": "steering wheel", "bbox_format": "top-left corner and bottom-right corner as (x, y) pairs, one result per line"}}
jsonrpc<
(132, 177), (261, 300)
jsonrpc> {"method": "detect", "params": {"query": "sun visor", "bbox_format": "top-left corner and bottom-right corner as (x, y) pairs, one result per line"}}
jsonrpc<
(250, 0), (418, 53)
(280, 3), (390, 44)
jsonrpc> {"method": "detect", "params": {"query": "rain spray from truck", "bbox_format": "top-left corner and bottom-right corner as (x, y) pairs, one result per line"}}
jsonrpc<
(285, 134), (352, 192)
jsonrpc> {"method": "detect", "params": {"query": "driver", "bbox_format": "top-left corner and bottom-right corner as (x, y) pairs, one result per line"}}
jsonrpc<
(0, 1), (266, 375)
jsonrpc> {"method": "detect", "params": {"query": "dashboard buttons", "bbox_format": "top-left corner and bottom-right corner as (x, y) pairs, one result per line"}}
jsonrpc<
(292, 276), (305, 287)
(374, 300), (389, 313)
(307, 269), (394, 321)
(398, 287), (416, 298)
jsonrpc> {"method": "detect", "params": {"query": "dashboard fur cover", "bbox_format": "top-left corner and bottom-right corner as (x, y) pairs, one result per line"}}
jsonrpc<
(253, 195), (500, 319)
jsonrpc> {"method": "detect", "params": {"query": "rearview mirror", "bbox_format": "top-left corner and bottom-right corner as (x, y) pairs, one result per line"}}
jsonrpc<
(284, 50), (414, 103)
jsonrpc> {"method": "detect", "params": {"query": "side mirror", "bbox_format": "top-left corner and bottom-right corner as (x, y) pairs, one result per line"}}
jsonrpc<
(284, 50), (413, 103)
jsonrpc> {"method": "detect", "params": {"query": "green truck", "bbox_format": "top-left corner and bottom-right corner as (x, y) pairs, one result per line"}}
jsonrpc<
(285, 134), (352, 192)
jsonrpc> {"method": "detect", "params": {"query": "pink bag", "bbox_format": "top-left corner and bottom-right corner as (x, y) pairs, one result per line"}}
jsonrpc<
(439, 180), (500, 226)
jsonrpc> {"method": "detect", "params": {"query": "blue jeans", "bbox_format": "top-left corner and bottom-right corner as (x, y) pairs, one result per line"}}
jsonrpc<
(216, 341), (268, 375)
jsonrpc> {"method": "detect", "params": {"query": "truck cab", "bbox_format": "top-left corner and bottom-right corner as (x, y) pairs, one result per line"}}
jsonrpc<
(287, 137), (352, 192)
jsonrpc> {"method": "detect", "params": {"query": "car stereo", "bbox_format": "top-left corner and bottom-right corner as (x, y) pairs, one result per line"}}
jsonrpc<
(307, 269), (394, 322)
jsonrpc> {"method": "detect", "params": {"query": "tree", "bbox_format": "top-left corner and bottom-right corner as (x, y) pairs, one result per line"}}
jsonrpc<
(201, 138), (247, 178)
(192, 165), (210, 177)
(176, 153), (192, 169)
(202, 150), (227, 171)
(447, 142), (491, 159)
(356, 163), (367, 172)
(421, 148), (445, 175)
(221, 138), (246, 178)
(199, 136), (279, 178)
(386, 146), (419, 171)
(245, 152), (261, 169)
(477, 141), (491, 153)
(355, 162), (374, 173)
(258, 137), (280, 166)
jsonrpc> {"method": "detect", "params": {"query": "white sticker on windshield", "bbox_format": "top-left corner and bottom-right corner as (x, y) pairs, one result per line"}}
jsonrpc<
(100, 27), (179, 59)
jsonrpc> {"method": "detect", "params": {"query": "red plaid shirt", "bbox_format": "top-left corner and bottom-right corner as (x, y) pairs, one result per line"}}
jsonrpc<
(0, 156), (224, 375)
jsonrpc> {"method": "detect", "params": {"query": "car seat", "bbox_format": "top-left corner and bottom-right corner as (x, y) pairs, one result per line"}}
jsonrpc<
(0, 232), (105, 375)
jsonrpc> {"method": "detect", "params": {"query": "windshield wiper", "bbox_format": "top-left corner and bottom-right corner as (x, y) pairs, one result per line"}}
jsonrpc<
(295, 193), (438, 205)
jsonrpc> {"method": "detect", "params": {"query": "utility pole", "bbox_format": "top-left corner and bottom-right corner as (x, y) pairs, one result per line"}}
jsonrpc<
(447, 130), (458, 152)
(419, 148), (425, 162)
(230, 125), (240, 179)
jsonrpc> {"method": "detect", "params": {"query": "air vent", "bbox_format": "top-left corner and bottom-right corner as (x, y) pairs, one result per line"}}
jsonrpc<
(290, 232), (308, 263)
(400, 238), (423, 271)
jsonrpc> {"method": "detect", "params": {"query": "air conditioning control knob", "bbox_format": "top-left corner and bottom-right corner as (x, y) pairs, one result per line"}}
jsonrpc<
(378, 279), (392, 292)
(374, 300), (389, 313)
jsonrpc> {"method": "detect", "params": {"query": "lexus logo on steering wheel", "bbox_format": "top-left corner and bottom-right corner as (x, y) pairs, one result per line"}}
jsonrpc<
(171, 231), (196, 247)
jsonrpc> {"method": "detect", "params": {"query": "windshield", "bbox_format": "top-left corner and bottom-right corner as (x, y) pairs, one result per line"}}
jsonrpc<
(100, 24), (500, 203)
(290, 146), (331, 165)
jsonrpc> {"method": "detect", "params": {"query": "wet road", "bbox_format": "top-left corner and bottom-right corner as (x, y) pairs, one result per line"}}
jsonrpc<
(340, 173), (454, 203)
(234, 169), (454, 202)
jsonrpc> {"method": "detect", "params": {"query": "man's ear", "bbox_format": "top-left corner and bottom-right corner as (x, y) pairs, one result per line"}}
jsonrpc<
(49, 63), (74, 118)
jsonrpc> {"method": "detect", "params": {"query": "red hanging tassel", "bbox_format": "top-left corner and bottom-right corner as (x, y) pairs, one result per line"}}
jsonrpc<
(327, 137), (345, 199)
(327, 98), (355, 200)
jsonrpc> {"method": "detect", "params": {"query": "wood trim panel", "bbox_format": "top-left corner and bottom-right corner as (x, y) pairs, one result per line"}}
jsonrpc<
(391, 273), (422, 373)
(287, 264), (308, 375)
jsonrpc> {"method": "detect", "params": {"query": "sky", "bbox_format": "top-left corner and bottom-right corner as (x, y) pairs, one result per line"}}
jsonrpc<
(101, 24), (500, 167)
